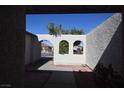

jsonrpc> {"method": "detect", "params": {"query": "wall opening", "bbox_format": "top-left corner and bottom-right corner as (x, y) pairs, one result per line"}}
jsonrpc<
(59, 40), (69, 54)
(73, 40), (83, 54)
(40, 40), (54, 58)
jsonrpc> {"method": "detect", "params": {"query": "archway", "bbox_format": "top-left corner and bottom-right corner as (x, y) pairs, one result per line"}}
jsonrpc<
(59, 40), (69, 54)
(40, 40), (54, 58)
(73, 40), (83, 54)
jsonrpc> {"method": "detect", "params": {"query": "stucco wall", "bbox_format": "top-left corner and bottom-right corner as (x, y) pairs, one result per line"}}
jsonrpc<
(25, 32), (41, 65)
(31, 34), (41, 63)
(37, 35), (86, 65)
(86, 13), (123, 72)
(25, 33), (31, 65)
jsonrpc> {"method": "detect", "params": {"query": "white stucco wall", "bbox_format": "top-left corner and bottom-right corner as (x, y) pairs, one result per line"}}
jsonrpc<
(86, 13), (123, 70)
(36, 34), (86, 65)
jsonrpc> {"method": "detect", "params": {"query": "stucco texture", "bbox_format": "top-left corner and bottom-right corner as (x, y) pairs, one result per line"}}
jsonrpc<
(86, 13), (123, 72)
(25, 32), (41, 65)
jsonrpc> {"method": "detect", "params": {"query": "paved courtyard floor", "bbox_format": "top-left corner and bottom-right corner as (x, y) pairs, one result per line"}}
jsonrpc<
(24, 57), (96, 88)
(38, 60), (92, 72)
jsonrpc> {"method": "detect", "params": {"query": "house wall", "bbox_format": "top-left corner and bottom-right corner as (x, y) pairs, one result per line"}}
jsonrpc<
(25, 32), (41, 65)
(31, 34), (41, 63)
(86, 13), (124, 72)
(25, 33), (31, 65)
(37, 35), (86, 65)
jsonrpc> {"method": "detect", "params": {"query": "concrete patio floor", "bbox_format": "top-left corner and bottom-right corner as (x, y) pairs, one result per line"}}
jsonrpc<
(38, 60), (92, 72)
(24, 58), (96, 88)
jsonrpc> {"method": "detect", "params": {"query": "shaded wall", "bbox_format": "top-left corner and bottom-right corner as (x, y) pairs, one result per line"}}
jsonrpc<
(0, 6), (25, 87)
(86, 13), (123, 72)
(25, 33), (32, 65)
(25, 32), (41, 65)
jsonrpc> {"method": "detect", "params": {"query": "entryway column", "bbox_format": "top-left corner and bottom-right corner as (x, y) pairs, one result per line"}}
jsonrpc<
(69, 42), (73, 55)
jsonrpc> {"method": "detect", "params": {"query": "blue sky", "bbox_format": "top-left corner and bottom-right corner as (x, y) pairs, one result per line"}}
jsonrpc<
(26, 13), (114, 46)
(26, 13), (114, 35)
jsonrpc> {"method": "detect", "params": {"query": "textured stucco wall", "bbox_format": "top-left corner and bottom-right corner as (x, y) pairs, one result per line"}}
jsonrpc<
(25, 32), (41, 65)
(30, 34), (41, 63)
(25, 33), (31, 65)
(86, 13), (123, 72)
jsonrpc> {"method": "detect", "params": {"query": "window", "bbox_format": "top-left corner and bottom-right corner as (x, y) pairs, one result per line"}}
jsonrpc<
(40, 40), (53, 57)
(73, 40), (83, 54)
(59, 40), (69, 54)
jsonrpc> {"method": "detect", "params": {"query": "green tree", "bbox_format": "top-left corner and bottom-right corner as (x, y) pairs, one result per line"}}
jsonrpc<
(48, 23), (55, 35)
(48, 23), (62, 37)
(59, 40), (69, 54)
(48, 23), (85, 36)
(69, 28), (84, 35)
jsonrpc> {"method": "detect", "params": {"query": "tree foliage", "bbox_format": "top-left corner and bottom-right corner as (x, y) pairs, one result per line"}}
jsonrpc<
(59, 40), (69, 54)
(48, 23), (55, 35)
(60, 28), (84, 35)
(48, 23), (85, 36)
(69, 28), (84, 35)
(48, 23), (62, 37)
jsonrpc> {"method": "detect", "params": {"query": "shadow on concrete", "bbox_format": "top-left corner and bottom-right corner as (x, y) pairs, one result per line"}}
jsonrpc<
(25, 57), (53, 71)
(73, 71), (97, 88)
(24, 70), (97, 88)
(24, 70), (52, 88)
(24, 69), (124, 88)
(24, 57), (97, 88)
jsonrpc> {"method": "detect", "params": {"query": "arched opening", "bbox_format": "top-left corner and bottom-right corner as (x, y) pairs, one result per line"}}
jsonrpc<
(40, 40), (54, 58)
(59, 40), (69, 54)
(73, 40), (83, 54)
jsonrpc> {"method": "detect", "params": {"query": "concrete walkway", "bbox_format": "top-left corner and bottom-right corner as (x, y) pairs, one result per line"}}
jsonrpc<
(25, 58), (94, 88)
(38, 60), (92, 72)
(39, 60), (92, 87)
(44, 71), (76, 88)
